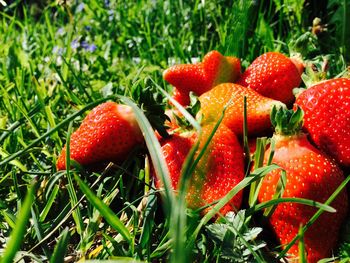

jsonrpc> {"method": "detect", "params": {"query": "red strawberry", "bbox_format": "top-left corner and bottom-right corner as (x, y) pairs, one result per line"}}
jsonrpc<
(164, 50), (241, 105)
(172, 87), (191, 106)
(198, 83), (285, 136)
(164, 63), (207, 97)
(295, 78), (350, 167)
(57, 102), (143, 170)
(237, 52), (303, 105)
(202, 50), (241, 87)
(258, 107), (348, 263)
(155, 132), (194, 190)
(156, 124), (245, 216)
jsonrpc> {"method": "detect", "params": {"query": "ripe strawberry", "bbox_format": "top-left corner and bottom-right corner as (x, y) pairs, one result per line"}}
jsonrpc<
(164, 50), (241, 105)
(57, 102), (143, 170)
(295, 78), (350, 167)
(258, 107), (348, 263)
(198, 83), (285, 137)
(155, 132), (194, 190)
(172, 87), (191, 106)
(156, 124), (245, 215)
(237, 52), (303, 105)
(202, 50), (241, 87)
(164, 63), (207, 97)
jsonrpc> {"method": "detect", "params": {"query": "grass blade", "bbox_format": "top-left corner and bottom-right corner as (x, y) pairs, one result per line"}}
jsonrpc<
(249, 197), (336, 216)
(74, 174), (132, 244)
(65, 122), (84, 235)
(1, 182), (36, 263)
(298, 225), (307, 263)
(49, 228), (70, 263)
(118, 95), (175, 210)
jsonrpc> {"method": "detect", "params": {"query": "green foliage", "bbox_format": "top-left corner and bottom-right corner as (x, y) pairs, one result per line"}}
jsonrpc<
(270, 106), (304, 136)
(0, 0), (349, 262)
(205, 210), (265, 262)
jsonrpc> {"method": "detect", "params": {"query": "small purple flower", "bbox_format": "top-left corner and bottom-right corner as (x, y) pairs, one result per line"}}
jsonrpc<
(81, 41), (97, 52)
(53, 46), (65, 55)
(81, 40), (89, 49)
(85, 25), (92, 31)
(88, 44), (97, 52)
(104, 0), (110, 8)
(76, 2), (85, 13)
(57, 27), (65, 36)
(71, 39), (80, 49)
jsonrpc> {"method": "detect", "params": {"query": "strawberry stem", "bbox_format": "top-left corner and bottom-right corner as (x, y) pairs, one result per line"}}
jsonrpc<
(270, 106), (304, 136)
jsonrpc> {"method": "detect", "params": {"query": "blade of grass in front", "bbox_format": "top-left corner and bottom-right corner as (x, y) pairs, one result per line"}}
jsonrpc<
(173, 93), (231, 262)
(278, 174), (350, 259)
(119, 94), (189, 262)
(298, 225), (307, 263)
(65, 121), (84, 236)
(49, 228), (70, 263)
(39, 184), (59, 222)
(263, 169), (287, 217)
(31, 208), (50, 258)
(169, 137), (200, 263)
(139, 188), (158, 255)
(118, 95), (175, 210)
(74, 175), (132, 244)
(1, 182), (36, 263)
(248, 137), (269, 207)
(185, 107), (226, 177)
(248, 197), (335, 216)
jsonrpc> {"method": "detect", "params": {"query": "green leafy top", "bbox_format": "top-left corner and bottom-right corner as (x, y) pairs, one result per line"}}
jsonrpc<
(131, 83), (170, 138)
(270, 106), (304, 136)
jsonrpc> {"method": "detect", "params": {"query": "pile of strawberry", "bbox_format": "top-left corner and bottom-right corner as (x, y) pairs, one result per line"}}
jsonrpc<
(57, 50), (350, 262)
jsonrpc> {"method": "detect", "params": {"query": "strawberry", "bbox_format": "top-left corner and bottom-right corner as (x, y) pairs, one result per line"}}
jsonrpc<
(172, 87), (191, 106)
(202, 50), (241, 87)
(156, 124), (245, 216)
(198, 83), (285, 136)
(295, 78), (350, 167)
(237, 52), (303, 105)
(155, 132), (194, 190)
(57, 102), (143, 170)
(164, 50), (241, 105)
(258, 107), (348, 262)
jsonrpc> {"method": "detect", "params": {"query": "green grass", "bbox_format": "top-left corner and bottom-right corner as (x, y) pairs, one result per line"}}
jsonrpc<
(0, 0), (350, 262)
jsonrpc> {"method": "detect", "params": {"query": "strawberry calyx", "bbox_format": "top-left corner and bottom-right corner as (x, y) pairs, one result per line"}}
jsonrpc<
(131, 84), (170, 138)
(271, 106), (304, 136)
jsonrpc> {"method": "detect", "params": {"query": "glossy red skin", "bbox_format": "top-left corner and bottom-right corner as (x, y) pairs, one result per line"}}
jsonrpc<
(164, 63), (209, 96)
(157, 124), (244, 216)
(199, 83), (284, 136)
(156, 133), (193, 190)
(295, 78), (350, 167)
(163, 50), (241, 105)
(258, 134), (348, 262)
(194, 124), (245, 215)
(57, 102), (143, 170)
(171, 87), (191, 106)
(238, 52), (302, 105)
